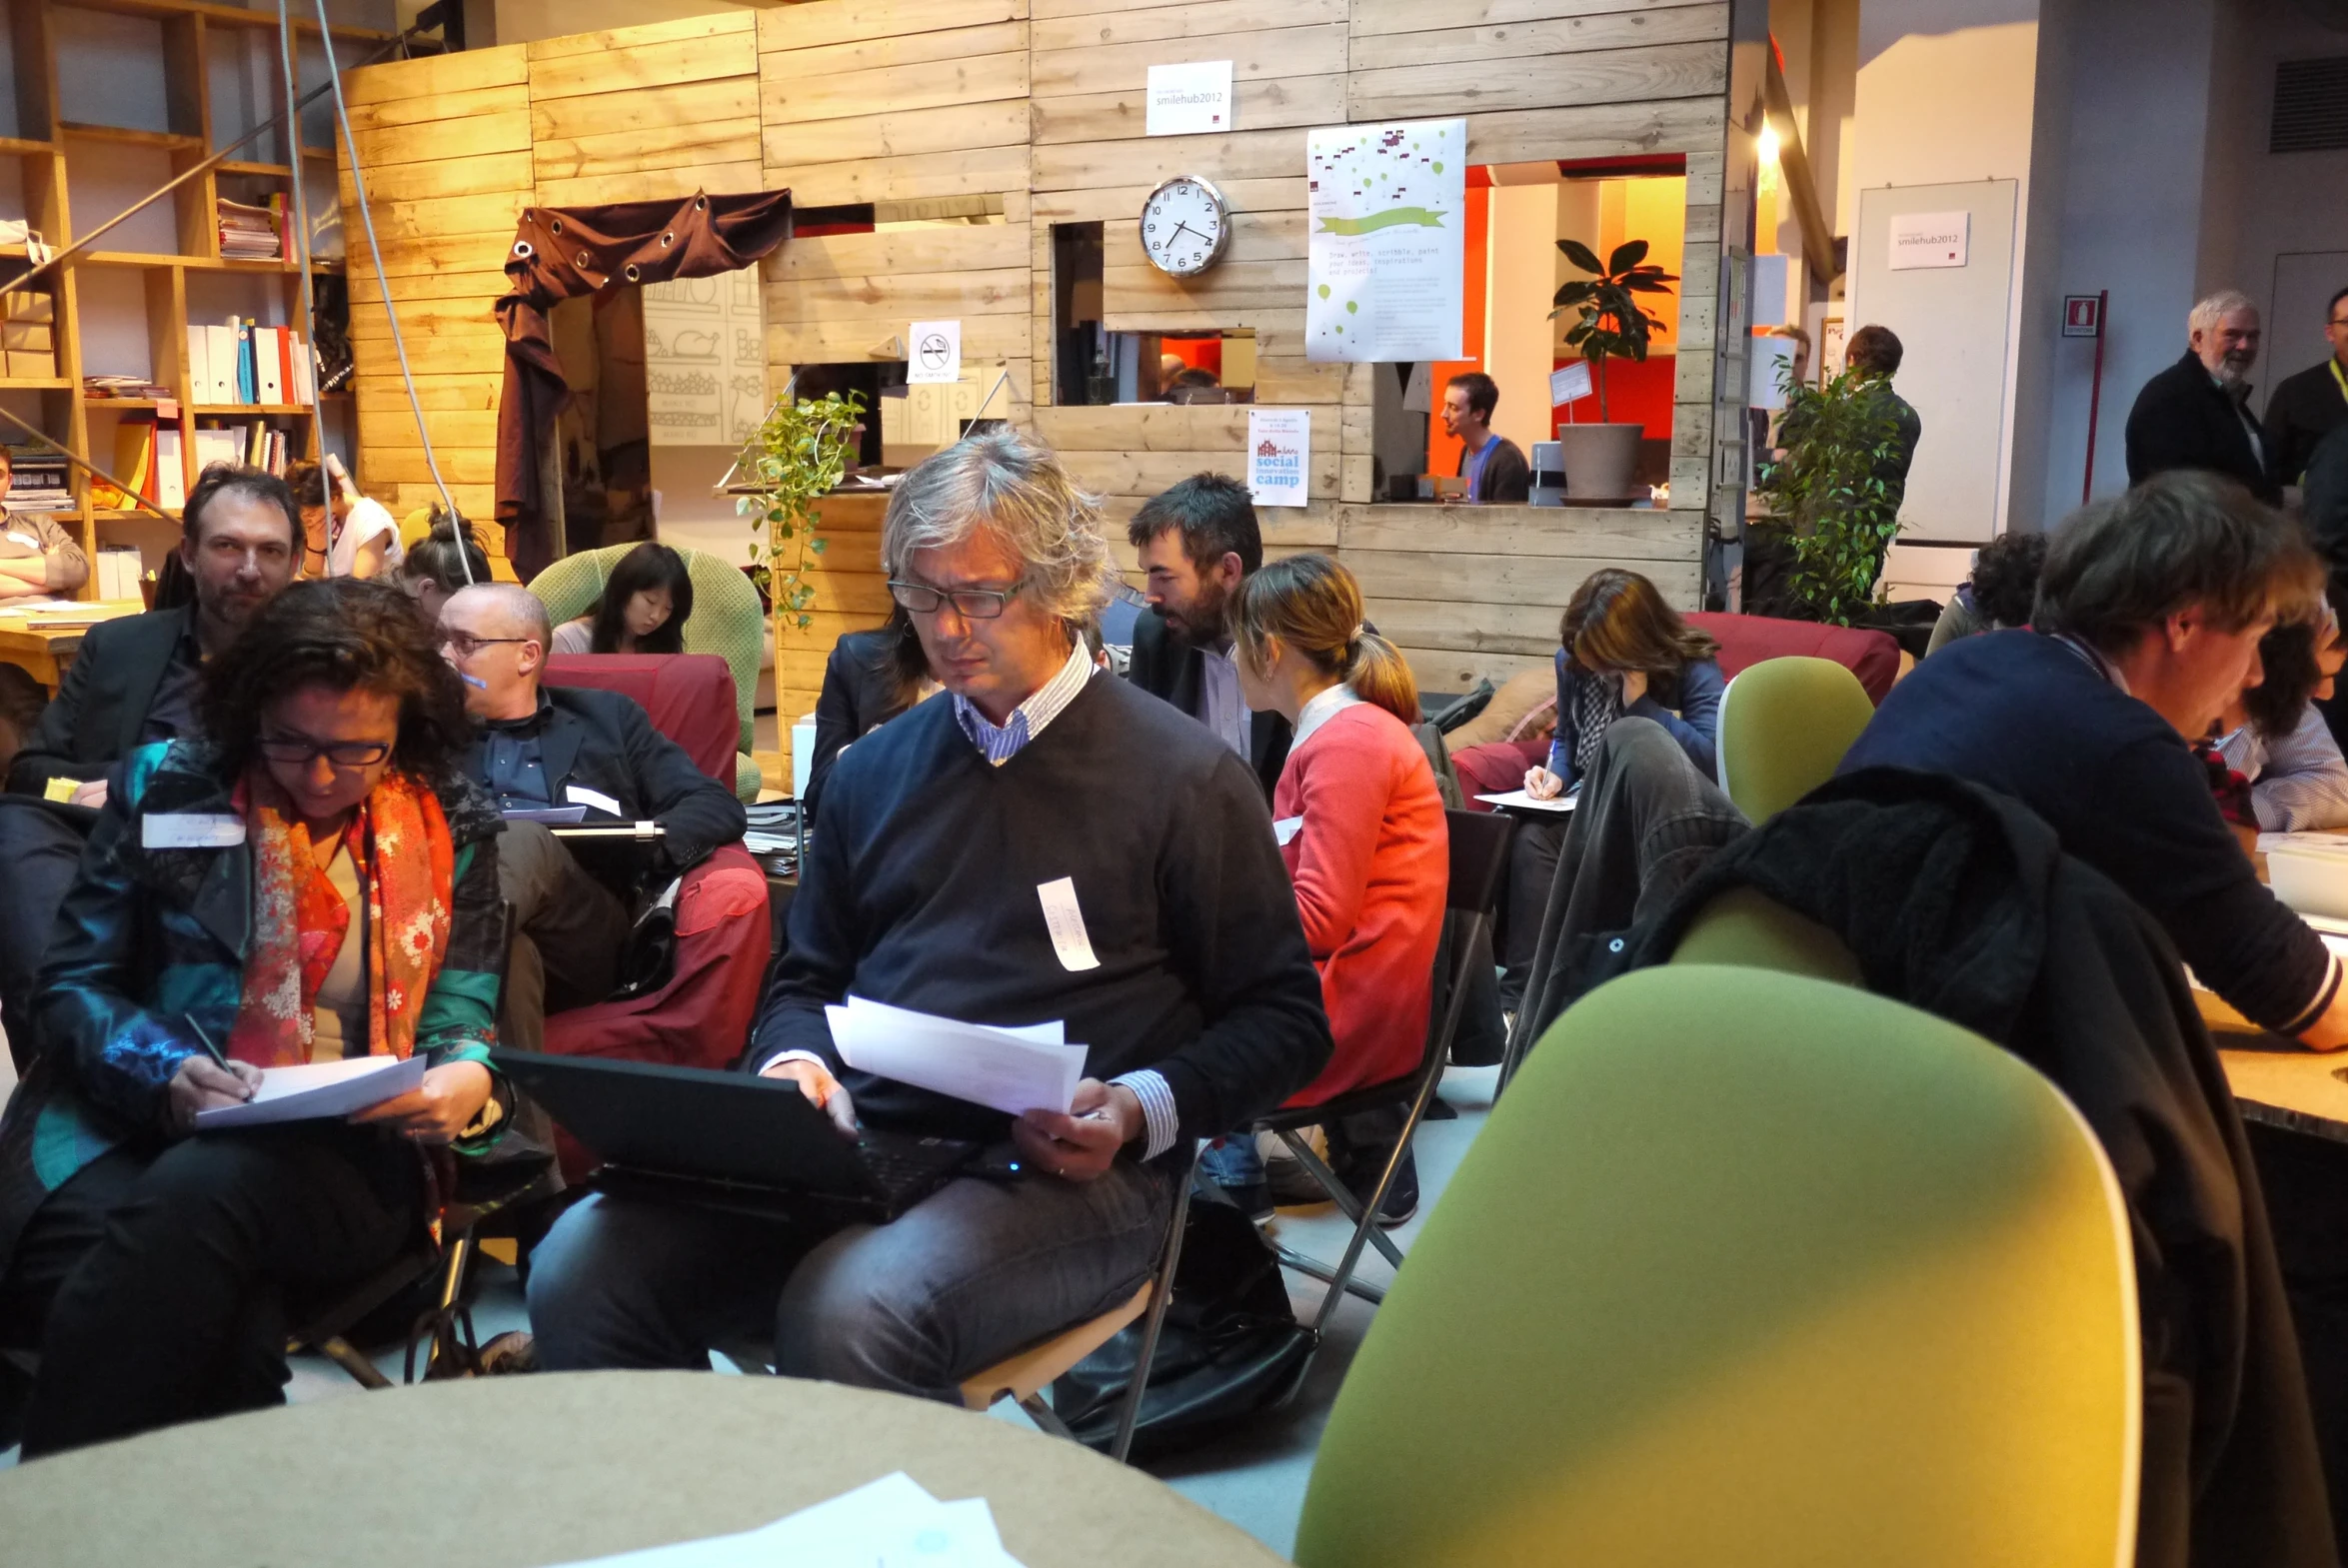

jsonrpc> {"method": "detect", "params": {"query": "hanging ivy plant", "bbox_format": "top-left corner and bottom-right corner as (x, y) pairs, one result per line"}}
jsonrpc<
(735, 389), (865, 631)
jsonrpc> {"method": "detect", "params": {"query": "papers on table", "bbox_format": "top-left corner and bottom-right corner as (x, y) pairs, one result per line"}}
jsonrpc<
(1475, 788), (1577, 813)
(551, 1471), (1028, 1566)
(2259, 831), (2348, 856)
(192, 1053), (427, 1129)
(504, 804), (589, 824)
(826, 995), (1087, 1117)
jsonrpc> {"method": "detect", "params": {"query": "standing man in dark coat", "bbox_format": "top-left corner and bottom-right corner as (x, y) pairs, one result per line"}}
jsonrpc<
(2125, 289), (2281, 504)
(2264, 285), (2348, 490)
(1125, 472), (1292, 799)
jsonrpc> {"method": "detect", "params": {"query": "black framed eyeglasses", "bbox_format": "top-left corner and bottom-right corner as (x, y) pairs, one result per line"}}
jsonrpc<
(887, 580), (1026, 619)
(437, 630), (530, 659)
(256, 737), (393, 769)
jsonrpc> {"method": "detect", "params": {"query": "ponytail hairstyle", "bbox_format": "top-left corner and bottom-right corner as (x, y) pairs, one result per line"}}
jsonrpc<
(1231, 553), (1418, 726)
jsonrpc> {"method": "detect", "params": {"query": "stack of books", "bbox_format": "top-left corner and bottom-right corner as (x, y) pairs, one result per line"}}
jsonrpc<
(217, 197), (287, 262)
(83, 373), (171, 400)
(186, 320), (314, 406)
(3, 445), (71, 514)
(193, 421), (290, 477)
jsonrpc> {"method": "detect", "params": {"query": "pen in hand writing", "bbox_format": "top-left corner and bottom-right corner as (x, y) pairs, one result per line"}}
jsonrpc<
(183, 1014), (253, 1100)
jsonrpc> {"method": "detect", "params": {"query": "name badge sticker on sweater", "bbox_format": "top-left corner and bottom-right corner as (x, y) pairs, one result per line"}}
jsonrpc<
(1037, 877), (1102, 971)
(1273, 814), (1305, 845)
(566, 784), (622, 815)
(143, 812), (245, 849)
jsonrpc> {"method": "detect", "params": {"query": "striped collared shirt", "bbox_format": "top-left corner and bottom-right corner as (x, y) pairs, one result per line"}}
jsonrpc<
(953, 640), (1095, 766)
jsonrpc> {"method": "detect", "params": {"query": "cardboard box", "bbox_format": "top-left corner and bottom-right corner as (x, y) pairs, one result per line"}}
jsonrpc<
(3, 290), (54, 324)
(5, 349), (53, 379)
(3, 321), (52, 352)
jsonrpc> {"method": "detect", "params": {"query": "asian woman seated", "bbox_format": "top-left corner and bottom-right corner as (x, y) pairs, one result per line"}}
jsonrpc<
(551, 541), (694, 656)
(0, 577), (510, 1456)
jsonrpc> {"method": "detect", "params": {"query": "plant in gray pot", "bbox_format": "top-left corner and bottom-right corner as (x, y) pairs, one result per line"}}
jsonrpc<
(1549, 238), (1677, 503)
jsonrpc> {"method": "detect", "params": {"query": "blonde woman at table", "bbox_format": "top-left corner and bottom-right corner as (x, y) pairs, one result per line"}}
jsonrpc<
(1226, 554), (1446, 1225)
(0, 579), (511, 1456)
(0, 447), (87, 603)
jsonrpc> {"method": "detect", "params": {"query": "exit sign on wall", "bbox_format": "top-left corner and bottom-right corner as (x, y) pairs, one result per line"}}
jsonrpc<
(2062, 295), (2103, 337)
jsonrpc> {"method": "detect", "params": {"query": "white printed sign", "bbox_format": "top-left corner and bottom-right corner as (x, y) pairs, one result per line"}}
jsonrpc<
(1247, 408), (1310, 508)
(1146, 61), (1233, 137)
(1307, 119), (1466, 362)
(907, 320), (962, 385)
(1889, 211), (1969, 271)
(1549, 361), (1593, 407)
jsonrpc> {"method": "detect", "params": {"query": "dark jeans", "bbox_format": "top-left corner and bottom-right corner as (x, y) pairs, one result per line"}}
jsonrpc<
(1497, 815), (1568, 1011)
(0, 1123), (423, 1457)
(498, 820), (634, 1053)
(2248, 1121), (2348, 1560)
(0, 795), (88, 1069)
(527, 1157), (1172, 1402)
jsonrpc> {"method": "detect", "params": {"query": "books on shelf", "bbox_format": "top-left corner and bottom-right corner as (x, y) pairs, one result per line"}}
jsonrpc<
(3, 445), (70, 515)
(184, 321), (316, 408)
(83, 373), (171, 400)
(217, 197), (287, 262)
(94, 544), (142, 601)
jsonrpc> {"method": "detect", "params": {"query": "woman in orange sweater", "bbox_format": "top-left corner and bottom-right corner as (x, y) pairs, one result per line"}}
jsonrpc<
(1224, 554), (1447, 1225)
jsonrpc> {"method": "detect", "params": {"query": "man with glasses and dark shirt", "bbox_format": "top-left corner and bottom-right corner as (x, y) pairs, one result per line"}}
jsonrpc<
(435, 583), (744, 1050)
(2265, 285), (2348, 490)
(0, 464), (298, 1065)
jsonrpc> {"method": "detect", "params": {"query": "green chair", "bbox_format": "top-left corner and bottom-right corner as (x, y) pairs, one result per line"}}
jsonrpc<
(1713, 655), (1878, 825)
(1667, 883), (1863, 985)
(1294, 965), (2139, 1568)
(528, 545), (768, 802)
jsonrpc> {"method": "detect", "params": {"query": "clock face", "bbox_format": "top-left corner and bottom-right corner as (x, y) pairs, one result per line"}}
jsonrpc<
(1141, 178), (1228, 278)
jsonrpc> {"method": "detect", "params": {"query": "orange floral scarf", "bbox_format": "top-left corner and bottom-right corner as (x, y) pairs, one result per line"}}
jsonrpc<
(225, 770), (455, 1067)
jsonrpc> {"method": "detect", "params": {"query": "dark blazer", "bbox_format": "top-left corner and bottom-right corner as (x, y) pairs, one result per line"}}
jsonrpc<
(6, 605), (193, 799)
(475, 683), (747, 882)
(805, 626), (921, 827)
(2305, 422), (2348, 576)
(2125, 349), (2282, 503)
(2263, 357), (2348, 488)
(1126, 607), (1291, 799)
(1459, 435), (1530, 503)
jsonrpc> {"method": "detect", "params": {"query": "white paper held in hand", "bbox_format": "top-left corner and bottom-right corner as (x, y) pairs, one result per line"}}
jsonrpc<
(827, 995), (1087, 1117)
(192, 1053), (428, 1129)
(546, 1471), (1026, 1566)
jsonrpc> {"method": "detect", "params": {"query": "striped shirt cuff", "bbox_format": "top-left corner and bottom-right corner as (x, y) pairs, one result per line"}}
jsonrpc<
(758, 1048), (828, 1076)
(2280, 952), (2346, 1038)
(1111, 1068), (1179, 1160)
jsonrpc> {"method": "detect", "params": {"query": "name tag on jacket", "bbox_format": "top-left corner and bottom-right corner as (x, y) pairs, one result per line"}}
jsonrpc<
(143, 812), (245, 849)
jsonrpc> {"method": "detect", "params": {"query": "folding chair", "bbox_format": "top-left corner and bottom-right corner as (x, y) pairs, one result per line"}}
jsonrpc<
(956, 1139), (1205, 1463)
(1255, 807), (1516, 1329)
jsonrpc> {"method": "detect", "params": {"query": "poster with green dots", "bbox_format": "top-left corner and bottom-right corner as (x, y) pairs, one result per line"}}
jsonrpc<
(1305, 118), (1465, 363)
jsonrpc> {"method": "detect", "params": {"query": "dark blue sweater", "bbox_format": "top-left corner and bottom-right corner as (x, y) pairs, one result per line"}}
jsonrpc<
(1840, 629), (2335, 1033)
(749, 672), (1333, 1141)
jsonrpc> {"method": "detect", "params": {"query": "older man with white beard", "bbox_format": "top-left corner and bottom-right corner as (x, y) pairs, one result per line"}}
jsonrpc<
(2125, 287), (2283, 504)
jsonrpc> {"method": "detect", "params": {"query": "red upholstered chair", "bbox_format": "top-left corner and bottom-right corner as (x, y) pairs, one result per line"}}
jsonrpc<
(539, 654), (771, 1180)
(1447, 613), (1904, 811)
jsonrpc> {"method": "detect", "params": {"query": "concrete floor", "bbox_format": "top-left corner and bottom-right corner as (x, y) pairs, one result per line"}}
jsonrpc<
(0, 1028), (1499, 1561)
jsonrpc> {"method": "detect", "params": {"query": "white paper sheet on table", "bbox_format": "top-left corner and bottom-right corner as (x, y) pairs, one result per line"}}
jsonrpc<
(826, 995), (1087, 1117)
(1475, 789), (1577, 813)
(2259, 831), (2348, 856)
(192, 1053), (427, 1129)
(544, 1471), (1028, 1566)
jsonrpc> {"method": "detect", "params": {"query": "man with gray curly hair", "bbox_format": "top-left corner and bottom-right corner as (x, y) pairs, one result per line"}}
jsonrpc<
(2125, 287), (2281, 502)
(528, 429), (1331, 1399)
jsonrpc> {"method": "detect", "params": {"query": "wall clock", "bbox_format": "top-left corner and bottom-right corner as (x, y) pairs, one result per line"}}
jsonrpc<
(1140, 175), (1230, 278)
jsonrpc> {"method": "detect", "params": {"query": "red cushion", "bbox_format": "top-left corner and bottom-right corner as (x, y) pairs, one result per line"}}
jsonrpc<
(1451, 738), (1549, 811)
(1685, 613), (1901, 705)
(543, 654), (739, 788)
(540, 842), (773, 1182)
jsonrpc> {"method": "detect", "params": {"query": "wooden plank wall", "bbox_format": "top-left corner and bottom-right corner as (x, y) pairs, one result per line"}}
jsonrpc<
(342, 0), (1739, 766)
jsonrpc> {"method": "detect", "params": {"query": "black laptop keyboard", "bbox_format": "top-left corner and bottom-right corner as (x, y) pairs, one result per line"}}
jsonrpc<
(856, 1131), (978, 1196)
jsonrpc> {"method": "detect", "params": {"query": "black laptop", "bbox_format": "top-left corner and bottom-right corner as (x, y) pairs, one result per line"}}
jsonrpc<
(492, 1050), (983, 1225)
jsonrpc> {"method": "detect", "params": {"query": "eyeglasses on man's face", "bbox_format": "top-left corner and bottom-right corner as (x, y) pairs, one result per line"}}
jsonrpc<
(437, 629), (530, 660)
(888, 580), (1028, 620)
(257, 737), (392, 770)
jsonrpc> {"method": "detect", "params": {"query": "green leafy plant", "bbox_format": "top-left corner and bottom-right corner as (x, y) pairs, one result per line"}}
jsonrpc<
(1548, 239), (1678, 422)
(735, 389), (865, 631)
(1754, 363), (1908, 627)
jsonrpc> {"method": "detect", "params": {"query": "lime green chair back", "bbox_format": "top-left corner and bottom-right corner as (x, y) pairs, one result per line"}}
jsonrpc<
(1669, 883), (1863, 985)
(1295, 965), (2139, 1568)
(528, 544), (767, 801)
(1714, 655), (1877, 826)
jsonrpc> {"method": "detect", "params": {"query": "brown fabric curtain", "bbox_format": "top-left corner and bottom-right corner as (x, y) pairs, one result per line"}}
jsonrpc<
(494, 189), (792, 579)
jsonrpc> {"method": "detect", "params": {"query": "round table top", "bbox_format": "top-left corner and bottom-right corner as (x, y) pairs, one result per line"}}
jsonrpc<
(0, 1371), (1288, 1568)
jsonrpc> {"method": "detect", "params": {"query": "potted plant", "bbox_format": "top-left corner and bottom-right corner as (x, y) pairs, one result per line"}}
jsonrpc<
(735, 388), (865, 632)
(1548, 238), (1677, 502)
(1751, 364), (1908, 626)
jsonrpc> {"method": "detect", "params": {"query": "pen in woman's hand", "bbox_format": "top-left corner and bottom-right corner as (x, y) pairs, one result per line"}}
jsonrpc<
(183, 1012), (231, 1071)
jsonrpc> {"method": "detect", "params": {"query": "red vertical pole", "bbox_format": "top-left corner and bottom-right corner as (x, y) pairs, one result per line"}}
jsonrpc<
(2082, 289), (2109, 505)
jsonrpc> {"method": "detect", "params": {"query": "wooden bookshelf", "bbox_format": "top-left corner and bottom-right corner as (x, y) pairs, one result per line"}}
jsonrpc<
(0, 0), (370, 599)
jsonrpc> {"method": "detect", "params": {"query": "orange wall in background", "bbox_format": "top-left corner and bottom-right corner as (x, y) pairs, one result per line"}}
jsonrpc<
(1424, 184), (1489, 483)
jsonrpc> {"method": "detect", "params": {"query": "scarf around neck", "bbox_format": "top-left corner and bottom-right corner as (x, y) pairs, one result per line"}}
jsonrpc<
(1569, 669), (1625, 781)
(225, 769), (455, 1067)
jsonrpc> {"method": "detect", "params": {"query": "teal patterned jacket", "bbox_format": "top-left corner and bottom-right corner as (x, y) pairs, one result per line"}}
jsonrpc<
(0, 739), (508, 1264)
